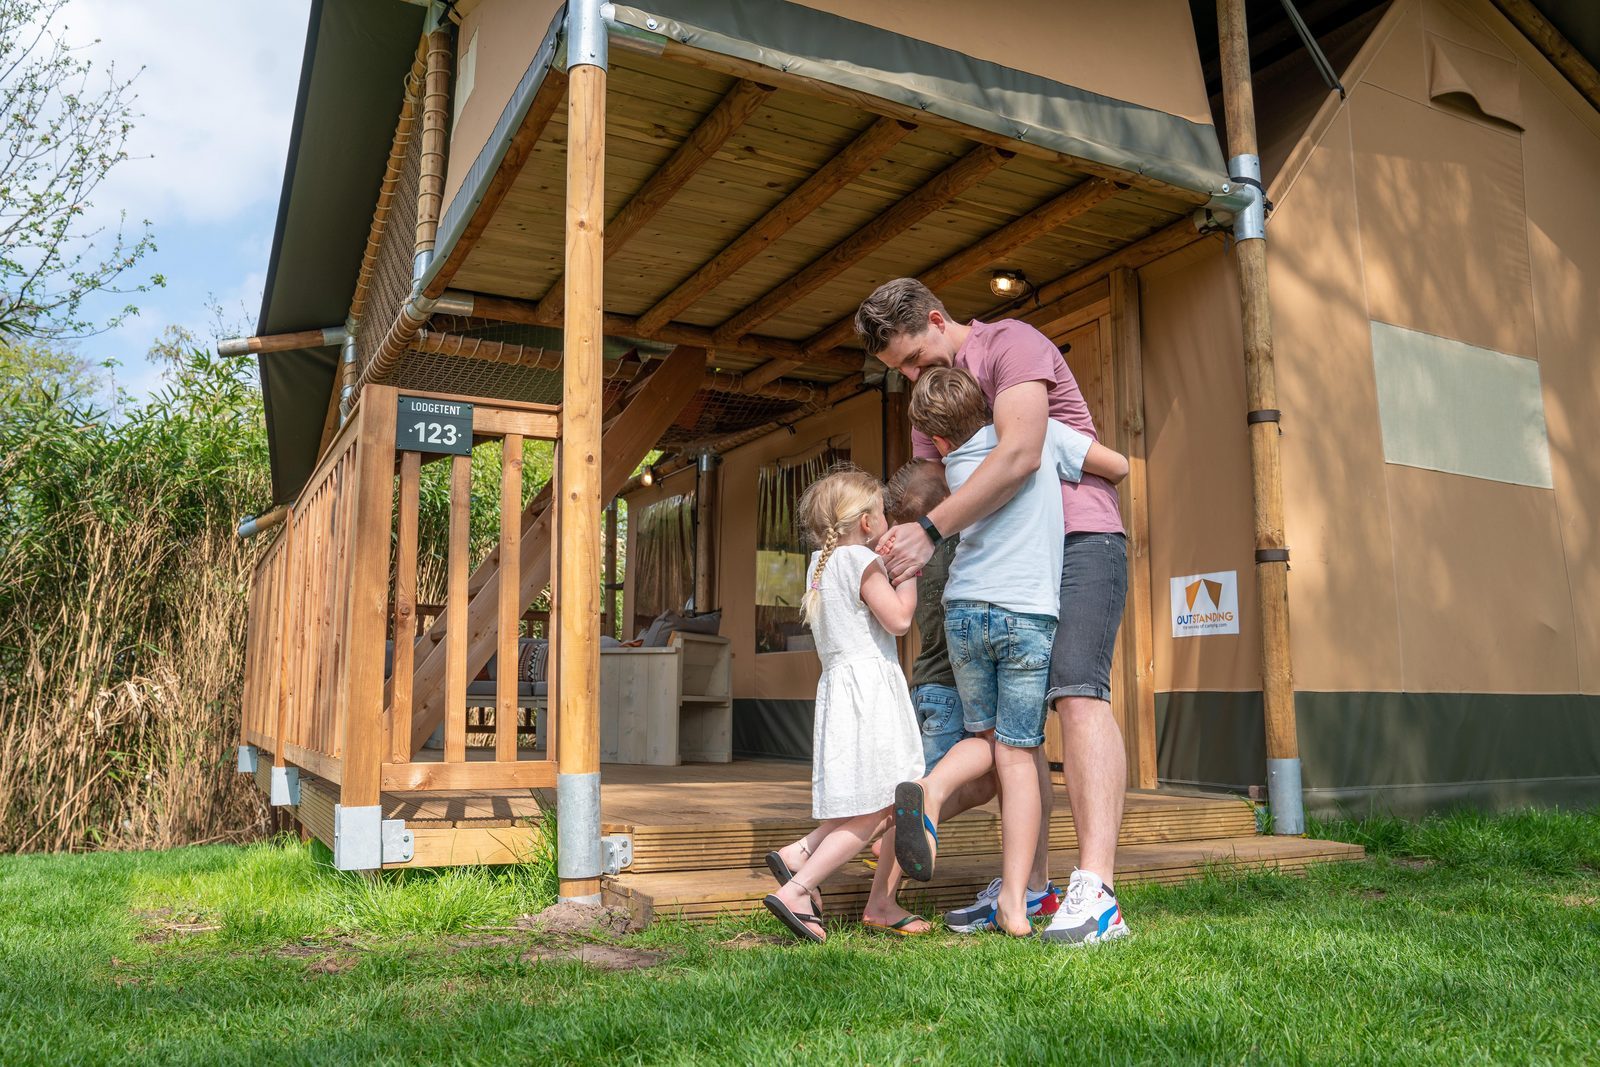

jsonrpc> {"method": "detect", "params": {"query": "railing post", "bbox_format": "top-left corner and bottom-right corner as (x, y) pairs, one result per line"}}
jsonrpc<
(556, 0), (607, 904)
(335, 386), (399, 869)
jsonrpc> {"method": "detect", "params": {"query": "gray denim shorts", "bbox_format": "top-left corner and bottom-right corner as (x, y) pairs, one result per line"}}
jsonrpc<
(1046, 532), (1128, 707)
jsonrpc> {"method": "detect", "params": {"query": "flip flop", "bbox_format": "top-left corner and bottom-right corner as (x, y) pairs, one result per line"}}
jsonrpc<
(862, 914), (930, 937)
(893, 781), (939, 882)
(766, 850), (824, 916)
(763, 894), (825, 944)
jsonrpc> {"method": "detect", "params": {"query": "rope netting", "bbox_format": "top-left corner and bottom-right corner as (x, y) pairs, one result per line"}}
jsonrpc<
(355, 119), (422, 374)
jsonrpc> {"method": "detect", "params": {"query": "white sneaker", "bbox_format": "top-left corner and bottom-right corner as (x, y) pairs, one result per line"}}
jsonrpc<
(1039, 869), (1127, 946)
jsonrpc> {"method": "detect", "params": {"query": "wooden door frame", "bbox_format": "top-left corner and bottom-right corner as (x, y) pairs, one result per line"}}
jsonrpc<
(1033, 269), (1159, 790)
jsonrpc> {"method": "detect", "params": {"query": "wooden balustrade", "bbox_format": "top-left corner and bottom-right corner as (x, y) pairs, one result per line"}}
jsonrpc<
(240, 385), (563, 807)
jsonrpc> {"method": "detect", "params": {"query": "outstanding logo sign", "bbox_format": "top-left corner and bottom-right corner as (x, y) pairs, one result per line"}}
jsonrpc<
(1169, 570), (1239, 638)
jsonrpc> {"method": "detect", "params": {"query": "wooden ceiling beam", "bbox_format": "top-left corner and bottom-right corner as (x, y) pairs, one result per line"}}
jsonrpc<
(782, 176), (1125, 372)
(710, 143), (1014, 346)
(407, 328), (830, 402)
(634, 116), (916, 336)
(448, 290), (864, 374)
(533, 78), (774, 323)
(1489, 0), (1600, 114)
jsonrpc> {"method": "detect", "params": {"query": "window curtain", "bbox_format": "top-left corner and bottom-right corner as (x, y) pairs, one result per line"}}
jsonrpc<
(754, 441), (850, 652)
(632, 491), (695, 633)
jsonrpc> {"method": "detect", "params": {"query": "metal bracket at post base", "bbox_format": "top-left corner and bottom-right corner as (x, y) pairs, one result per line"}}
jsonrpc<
(332, 804), (415, 870)
(557, 771), (604, 902)
(269, 764), (301, 807)
(236, 744), (259, 774)
(601, 834), (632, 876)
(1266, 758), (1306, 836)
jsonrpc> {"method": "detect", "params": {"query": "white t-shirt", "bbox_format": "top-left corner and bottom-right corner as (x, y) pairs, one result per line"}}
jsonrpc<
(942, 421), (1091, 618)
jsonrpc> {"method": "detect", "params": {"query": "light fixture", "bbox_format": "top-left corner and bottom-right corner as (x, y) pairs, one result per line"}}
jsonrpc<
(989, 269), (1029, 298)
(640, 465), (655, 488)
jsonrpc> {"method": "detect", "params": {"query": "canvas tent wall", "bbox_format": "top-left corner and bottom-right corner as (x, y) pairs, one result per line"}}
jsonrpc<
(1147, 0), (1600, 814)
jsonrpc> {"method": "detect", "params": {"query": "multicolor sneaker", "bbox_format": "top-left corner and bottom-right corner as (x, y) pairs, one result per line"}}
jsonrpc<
(943, 877), (1060, 933)
(1040, 869), (1127, 945)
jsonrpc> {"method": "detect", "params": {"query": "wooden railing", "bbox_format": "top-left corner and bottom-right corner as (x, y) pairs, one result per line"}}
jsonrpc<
(241, 385), (562, 812)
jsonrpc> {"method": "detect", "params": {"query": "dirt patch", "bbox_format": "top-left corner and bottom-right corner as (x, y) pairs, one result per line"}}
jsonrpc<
(718, 931), (789, 950)
(1391, 857), (1434, 871)
(520, 944), (664, 971)
(446, 934), (519, 951)
(131, 907), (220, 944)
(512, 902), (640, 938)
(303, 955), (357, 977)
(1558, 894), (1597, 908)
(1360, 889), (1388, 901)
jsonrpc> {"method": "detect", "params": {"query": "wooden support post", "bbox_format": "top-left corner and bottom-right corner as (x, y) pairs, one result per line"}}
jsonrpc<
(497, 434), (523, 762)
(339, 388), (398, 814)
(557, 13), (606, 903)
(389, 452), (421, 763)
(693, 454), (718, 614)
(272, 513), (298, 767)
(603, 500), (619, 639)
(1219, 0), (1300, 832)
(1109, 270), (1158, 791)
(445, 453), (472, 763)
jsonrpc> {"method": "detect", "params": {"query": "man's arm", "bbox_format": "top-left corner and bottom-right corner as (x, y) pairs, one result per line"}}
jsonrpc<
(880, 380), (1049, 582)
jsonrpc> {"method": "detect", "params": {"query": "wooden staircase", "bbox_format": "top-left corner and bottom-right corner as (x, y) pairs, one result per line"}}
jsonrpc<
(598, 764), (1364, 923)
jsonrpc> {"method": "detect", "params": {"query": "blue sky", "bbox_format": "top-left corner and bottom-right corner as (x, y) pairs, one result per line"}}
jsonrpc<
(58, 0), (312, 402)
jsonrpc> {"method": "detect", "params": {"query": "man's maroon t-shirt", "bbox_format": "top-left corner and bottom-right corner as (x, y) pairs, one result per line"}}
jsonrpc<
(912, 318), (1124, 535)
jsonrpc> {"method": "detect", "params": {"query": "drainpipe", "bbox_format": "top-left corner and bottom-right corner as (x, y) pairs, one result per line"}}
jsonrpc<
(1218, 0), (1303, 835)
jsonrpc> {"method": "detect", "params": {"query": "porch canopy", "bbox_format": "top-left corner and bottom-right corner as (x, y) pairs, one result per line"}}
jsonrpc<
(255, 0), (1248, 502)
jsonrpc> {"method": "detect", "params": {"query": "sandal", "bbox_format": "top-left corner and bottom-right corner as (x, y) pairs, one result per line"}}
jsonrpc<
(765, 847), (824, 916)
(763, 893), (825, 943)
(893, 781), (939, 882)
(862, 914), (930, 937)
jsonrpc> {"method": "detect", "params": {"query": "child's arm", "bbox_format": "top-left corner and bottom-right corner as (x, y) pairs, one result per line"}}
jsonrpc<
(1082, 440), (1129, 483)
(860, 558), (917, 636)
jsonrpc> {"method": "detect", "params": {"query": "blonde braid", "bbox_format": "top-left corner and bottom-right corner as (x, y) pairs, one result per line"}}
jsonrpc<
(801, 525), (841, 624)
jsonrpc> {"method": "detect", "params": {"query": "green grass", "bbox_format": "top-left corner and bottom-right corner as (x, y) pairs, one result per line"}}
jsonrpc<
(2, 811), (1597, 1065)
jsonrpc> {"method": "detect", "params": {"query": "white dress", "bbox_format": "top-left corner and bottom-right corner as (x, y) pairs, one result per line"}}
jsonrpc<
(808, 544), (926, 819)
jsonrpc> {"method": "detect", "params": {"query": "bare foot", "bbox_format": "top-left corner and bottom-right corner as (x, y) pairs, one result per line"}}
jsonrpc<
(861, 900), (931, 934)
(995, 901), (1032, 938)
(775, 881), (826, 942)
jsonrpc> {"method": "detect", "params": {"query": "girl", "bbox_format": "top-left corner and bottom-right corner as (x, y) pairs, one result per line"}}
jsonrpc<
(763, 466), (929, 942)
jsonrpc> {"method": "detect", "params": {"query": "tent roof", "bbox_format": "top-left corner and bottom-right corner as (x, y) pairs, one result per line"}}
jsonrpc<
(254, 0), (426, 503)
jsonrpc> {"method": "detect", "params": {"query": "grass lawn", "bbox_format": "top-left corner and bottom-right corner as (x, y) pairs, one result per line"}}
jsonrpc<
(1, 810), (1597, 1065)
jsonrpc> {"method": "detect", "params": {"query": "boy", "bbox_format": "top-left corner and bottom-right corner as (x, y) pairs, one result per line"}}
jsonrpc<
(885, 459), (964, 770)
(892, 367), (1127, 936)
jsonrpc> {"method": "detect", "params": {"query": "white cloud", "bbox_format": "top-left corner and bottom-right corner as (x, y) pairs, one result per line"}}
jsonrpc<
(66, 0), (311, 228)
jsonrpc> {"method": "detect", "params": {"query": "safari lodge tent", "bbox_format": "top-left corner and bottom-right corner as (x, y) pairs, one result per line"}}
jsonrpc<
(232, 0), (1599, 917)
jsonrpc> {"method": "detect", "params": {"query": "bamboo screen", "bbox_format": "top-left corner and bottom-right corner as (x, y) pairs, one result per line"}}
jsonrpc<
(631, 491), (695, 634)
(754, 442), (851, 653)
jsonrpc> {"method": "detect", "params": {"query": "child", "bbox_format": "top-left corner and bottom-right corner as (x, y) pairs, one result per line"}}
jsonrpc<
(893, 367), (1128, 936)
(886, 459), (965, 770)
(762, 466), (930, 942)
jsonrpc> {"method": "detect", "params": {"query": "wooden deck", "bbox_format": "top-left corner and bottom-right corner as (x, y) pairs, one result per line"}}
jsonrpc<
(255, 758), (1363, 921)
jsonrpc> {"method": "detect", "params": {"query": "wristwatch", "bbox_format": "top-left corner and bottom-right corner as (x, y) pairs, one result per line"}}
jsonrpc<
(916, 515), (944, 545)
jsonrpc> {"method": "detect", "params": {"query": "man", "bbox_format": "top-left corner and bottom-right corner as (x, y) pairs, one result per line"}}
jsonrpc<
(856, 278), (1129, 945)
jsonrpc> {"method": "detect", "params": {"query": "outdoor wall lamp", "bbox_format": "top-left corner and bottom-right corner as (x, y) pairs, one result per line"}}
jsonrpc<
(989, 269), (1029, 298)
(640, 465), (655, 487)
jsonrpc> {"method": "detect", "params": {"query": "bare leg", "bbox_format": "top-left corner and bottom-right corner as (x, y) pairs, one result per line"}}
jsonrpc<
(1031, 747), (1054, 889)
(861, 826), (931, 931)
(1056, 695), (1125, 884)
(773, 809), (887, 941)
(913, 734), (996, 827)
(992, 741), (1042, 935)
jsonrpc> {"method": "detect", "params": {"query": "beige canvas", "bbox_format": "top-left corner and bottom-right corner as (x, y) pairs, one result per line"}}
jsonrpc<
(1384, 465), (1578, 693)
(1267, 107), (1406, 693)
(443, 0), (564, 217)
(1137, 239), (1260, 693)
(793, 0), (1214, 127)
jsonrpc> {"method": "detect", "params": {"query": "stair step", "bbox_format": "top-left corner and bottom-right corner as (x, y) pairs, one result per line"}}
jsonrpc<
(605, 836), (1366, 923)
(619, 794), (1259, 874)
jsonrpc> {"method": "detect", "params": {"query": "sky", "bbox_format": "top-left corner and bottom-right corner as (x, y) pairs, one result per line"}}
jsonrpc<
(54, 0), (313, 401)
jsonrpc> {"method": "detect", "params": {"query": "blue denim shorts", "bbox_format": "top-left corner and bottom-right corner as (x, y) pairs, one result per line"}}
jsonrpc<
(1046, 533), (1128, 707)
(945, 601), (1056, 749)
(911, 683), (966, 770)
